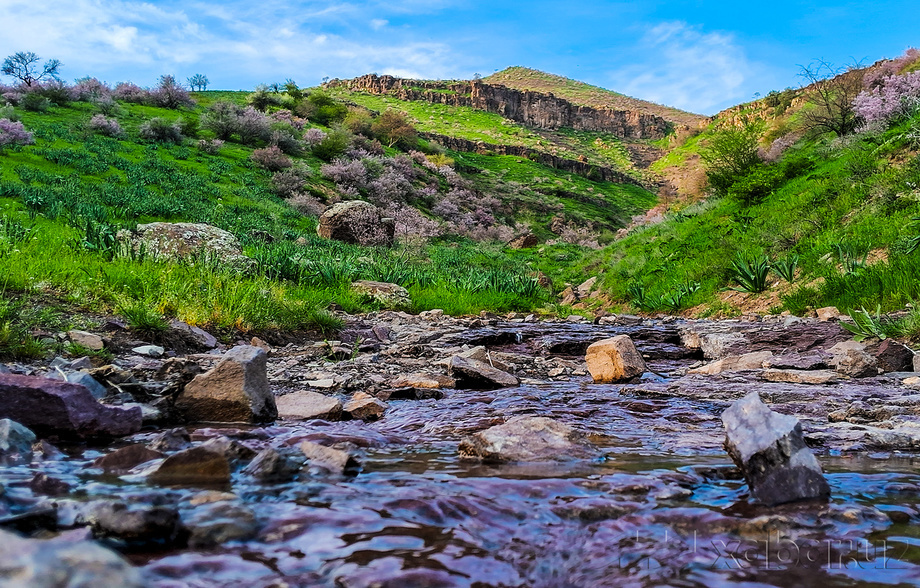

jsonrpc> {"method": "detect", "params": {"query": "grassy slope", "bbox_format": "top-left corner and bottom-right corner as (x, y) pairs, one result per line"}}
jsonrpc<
(483, 67), (707, 127)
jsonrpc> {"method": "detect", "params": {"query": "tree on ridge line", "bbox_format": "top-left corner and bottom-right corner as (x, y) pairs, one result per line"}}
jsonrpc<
(2, 51), (62, 87)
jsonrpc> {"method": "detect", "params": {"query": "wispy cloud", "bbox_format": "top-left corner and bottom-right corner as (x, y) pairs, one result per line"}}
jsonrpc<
(607, 22), (753, 114)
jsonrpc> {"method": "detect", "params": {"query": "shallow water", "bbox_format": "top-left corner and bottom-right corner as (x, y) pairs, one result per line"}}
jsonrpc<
(4, 323), (920, 587)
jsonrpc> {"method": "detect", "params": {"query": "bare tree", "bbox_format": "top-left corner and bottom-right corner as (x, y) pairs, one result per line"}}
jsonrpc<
(187, 73), (209, 91)
(798, 59), (865, 136)
(2, 51), (62, 87)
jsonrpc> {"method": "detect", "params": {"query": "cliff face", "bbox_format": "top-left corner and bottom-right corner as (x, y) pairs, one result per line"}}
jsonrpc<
(327, 75), (672, 140)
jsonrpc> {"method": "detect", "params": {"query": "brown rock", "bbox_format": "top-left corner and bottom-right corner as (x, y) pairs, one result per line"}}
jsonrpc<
(300, 441), (359, 474)
(390, 373), (454, 389)
(816, 307), (842, 321)
(459, 416), (598, 463)
(576, 276), (598, 298)
(92, 444), (165, 473)
(448, 355), (519, 390)
(585, 335), (647, 383)
(507, 233), (538, 249)
(871, 339), (915, 372)
(67, 330), (105, 351)
(834, 349), (878, 378)
(343, 392), (388, 421)
(761, 369), (839, 385)
(276, 391), (343, 421)
(688, 351), (773, 375)
(175, 345), (277, 424)
(559, 286), (578, 306)
(0, 374), (141, 439)
(317, 200), (394, 246)
(149, 446), (231, 486)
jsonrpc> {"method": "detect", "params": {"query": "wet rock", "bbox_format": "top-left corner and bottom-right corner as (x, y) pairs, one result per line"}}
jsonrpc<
(148, 446), (231, 486)
(91, 444), (164, 473)
(28, 473), (72, 497)
(585, 335), (646, 383)
(182, 501), (258, 548)
(722, 391), (830, 506)
(828, 401), (895, 424)
(834, 348), (878, 378)
(763, 351), (832, 370)
(343, 392), (388, 421)
(0, 419), (35, 465)
(682, 321), (850, 359)
(148, 427), (192, 452)
(131, 345), (164, 357)
(0, 374), (142, 439)
(243, 447), (304, 482)
(458, 416), (598, 463)
(389, 373), (454, 389)
(67, 330), (104, 351)
(276, 390), (343, 421)
(351, 280), (411, 310)
(198, 436), (257, 465)
(300, 441), (359, 475)
(761, 369), (839, 385)
(871, 340), (915, 372)
(317, 200), (395, 246)
(507, 233), (538, 249)
(448, 355), (519, 390)
(688, 351), (773, 375)
(0, 528), (144, 587)
(175, 345), (277, 424)
(80, 500), (182, 544)
(378, 387), (445, 401)
(457, 346), (512, 372)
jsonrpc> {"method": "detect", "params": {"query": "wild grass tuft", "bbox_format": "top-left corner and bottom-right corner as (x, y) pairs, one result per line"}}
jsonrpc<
(730, 252), (771, 293)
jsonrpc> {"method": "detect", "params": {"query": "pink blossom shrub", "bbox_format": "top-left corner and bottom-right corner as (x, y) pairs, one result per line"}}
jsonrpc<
(250, 145), (292, 171)
(197, 139), (224, 154)
(87, 114), (123, 137)
(73, 77), (111, 101)
(0, 118), (34, 152)
(303, 128), (327, 147)
(149, 75), (195, 109)
(113, 82), (149, 104)
(853, 71), (920, 126)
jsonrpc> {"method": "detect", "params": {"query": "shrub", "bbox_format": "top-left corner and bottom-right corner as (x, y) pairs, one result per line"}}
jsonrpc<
(197, 138), (224, 154)
(113, 81), (149, 104)
(853, 71), (920, 127)
(320, 158), (367, 188)
(271, 167), (310, 198)
(20, 92), (50, 112)
(247, 85), (281, 111)
(371, 109), (417, 149)
(200, 101), (240, 140)
(35, 80), (72, 106)
(93, 94), (119, 116)
(304, 127), (327, 147)
(344, 107), (373, 136)
(235, 106), (271, 145)
(139, 117), (183, 143)
(702, 120), (763, 198)
(0, 118), (34, 152)
(772, 255), (798, 283)
(0, 105), (19, 122)
(150, 75), (194, 109)
(303, 91), (347, 125)
(72, 77), (110, 101)
(87, 114), (123, 137)
(728, 163), (786, 206)
(250, 145), (292, 171)
(269, 125), (303, 155)
(288, 193), (326, 216)
(312, 128), (351, 161)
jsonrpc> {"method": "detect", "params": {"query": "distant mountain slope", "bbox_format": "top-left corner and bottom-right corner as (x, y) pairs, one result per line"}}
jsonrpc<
(483, 67), (707, 128)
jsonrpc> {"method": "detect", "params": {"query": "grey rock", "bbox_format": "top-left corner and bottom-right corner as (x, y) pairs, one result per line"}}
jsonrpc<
(170, 320), (218, 348)
(276, 390), (343, 421)
(0, 363), (10, 374)
(80, 501), (182, 544)
(317, 200), (394, 246)
(148, 427), (192, 452)
(182, 501), (258, 548)
(459, 416), (598, 463)
(69, 356), (93, 371)
(915, 353), (920, 373)
(175, 345), (277, 424)
(834, 349), (878, 378)
(448, 355), (519, 390)
(0, 419), (36, 465)
(0, 528), (143, 587)
(243, 447), (304, 482)
(131, 345), (164, 358)
(722, 391), (830, 506)
(65, 372), (107, 400)
(763, 351), (832, 370)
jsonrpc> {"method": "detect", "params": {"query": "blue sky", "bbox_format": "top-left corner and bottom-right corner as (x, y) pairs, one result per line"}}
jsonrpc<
(1, 0), (918, 114)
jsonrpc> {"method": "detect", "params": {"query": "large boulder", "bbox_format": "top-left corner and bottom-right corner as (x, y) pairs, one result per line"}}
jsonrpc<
(447, 355), (519, 390)
(0, 529), (144, 587)
(174, 345), (277, 424)
(0, 419), (35, 465)
(459, 416), (597, 463)
(0, 374), (142, 439)
(722, 392), (830, 506)
(585, 335), (646, 383)
(121, 222), (252, 269)
(351, 280), (410, 310)
(317, 200), (394, 246)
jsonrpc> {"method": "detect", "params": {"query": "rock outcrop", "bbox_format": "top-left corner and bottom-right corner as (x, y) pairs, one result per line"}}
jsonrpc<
(175, 345), (277, 424)
(317, 200), (394, 246)
(585, 335), (646, 383)
(722, 392), (830, 506)
(351, 280), (410, 310)
(120, 222), (252, 269)
(0, 374), (142, 439)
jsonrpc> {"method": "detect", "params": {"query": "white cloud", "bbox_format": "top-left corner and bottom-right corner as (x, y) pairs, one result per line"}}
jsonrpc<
(606, 21), (752, 114)
(370, 19), (389, 30)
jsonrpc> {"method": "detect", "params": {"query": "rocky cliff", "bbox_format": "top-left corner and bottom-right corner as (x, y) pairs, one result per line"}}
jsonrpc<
(327, 75), (672, 140)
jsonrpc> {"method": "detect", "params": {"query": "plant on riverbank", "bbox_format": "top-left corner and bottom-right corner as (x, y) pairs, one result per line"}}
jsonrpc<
(730, 252), (770, 293)
(772, 255), (798, 283)
(841, 305), (889, 341)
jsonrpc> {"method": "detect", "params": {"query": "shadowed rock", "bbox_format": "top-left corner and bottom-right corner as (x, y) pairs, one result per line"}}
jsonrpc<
(585, 335), (646, 383)
(722, 391), (830, 506)
(300, 441), (360, 475)
(92, 444), (164, 474)
(175, 346), (277, 424)
(459, 416), (598, 463)
(149, 446), (231, 486)
(80, 501), (182, 545)
(0, 374), (141, 439)
(317, 200), (394, 246)
(0, 419), (35, 465)
(448, 355), (519, 390)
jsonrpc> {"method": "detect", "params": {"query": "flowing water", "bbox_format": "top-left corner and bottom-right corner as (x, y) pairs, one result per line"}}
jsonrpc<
(3, 322), (920, 587)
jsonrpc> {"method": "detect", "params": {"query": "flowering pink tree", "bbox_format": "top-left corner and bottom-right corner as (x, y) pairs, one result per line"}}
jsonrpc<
(0, 118), (34, 152)
(853, 71), (920, 126)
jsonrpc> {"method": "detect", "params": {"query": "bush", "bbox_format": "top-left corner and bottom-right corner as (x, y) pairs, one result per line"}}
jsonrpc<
(150, 75), (194, 109)
(269, 125), (303, 155)
(312, 128), (351, 161)
(853, 71), (920, 127)
(250, 146), (292, 171)
(200, 101), (240, 140)
(303, 91), (347, 125)
(371, 110), (417, 149)
(271, 166), (310, 198)
(87, 114), (123, 137)
(728, 163), (786, 206)
(20, 92), (50, 112)
(113, 82), (149, 104)
(304, 127), (326, 147)
(0, 105), (20, 122)
(247, 85), (281, 111)
(702, 120), (763, 198)
(0, 118), (34, 152)
(139, 117), (183, 143)
(35, 80), (72, 106)
(235, 106), (271, 145)
(197, 138), (224, 154)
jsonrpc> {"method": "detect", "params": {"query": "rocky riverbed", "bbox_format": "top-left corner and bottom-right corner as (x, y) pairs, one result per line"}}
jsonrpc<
(2, 311), (920, 587)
